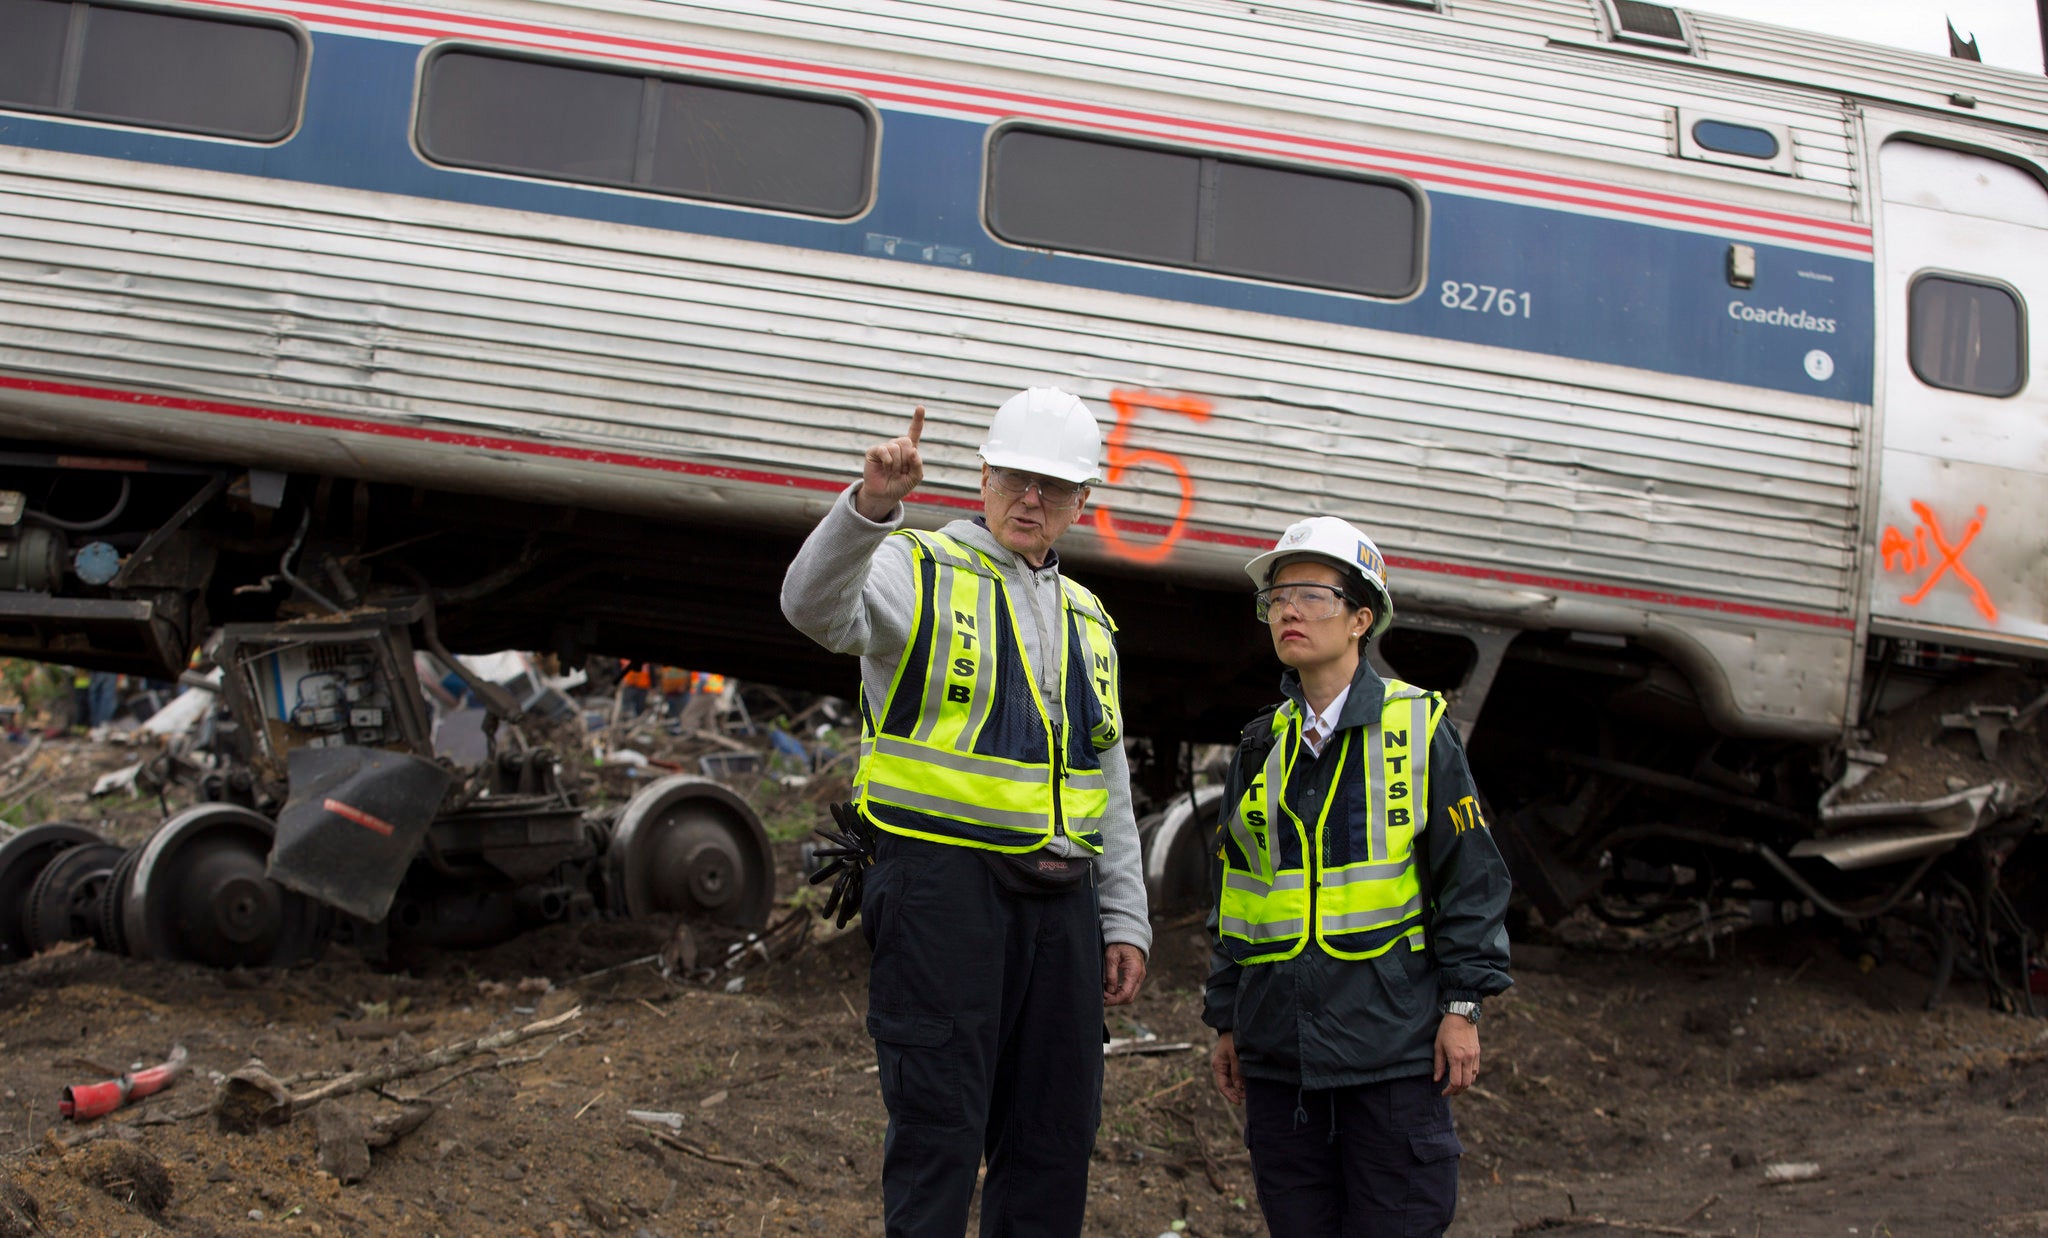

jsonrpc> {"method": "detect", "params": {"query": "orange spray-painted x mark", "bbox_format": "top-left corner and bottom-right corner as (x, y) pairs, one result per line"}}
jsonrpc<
(1894, 500), (1998, 623)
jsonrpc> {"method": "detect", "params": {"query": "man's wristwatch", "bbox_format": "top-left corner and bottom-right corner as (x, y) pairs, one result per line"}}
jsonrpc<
(1441, 1000), (1481, 1026)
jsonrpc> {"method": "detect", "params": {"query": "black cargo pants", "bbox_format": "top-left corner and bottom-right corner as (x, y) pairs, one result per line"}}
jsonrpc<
(861, 832), (1104, 1238)
(1244, 1074), (1463, 1237)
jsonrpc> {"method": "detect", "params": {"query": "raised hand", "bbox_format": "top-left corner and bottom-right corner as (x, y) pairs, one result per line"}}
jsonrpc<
(854, 406), (925, 521)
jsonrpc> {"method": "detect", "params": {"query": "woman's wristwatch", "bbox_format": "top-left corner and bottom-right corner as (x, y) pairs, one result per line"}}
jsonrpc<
(1441, 1000), (1481, 1026)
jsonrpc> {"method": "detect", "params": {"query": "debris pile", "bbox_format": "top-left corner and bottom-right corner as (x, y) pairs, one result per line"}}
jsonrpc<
(1835, 665), (2048, 809)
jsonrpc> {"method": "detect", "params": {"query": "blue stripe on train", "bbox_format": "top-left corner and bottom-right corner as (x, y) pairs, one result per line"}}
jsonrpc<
(0, 30), (1875, 403)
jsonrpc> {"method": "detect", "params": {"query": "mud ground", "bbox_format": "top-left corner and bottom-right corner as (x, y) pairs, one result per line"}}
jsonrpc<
(1, 737), (2046, 1237)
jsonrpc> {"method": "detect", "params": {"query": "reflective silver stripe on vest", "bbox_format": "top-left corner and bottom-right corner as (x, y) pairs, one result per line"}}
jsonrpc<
(1220, 915), (1308, 940)
(1322, 896), (1424, 932)
(1366, 710), (1387, 859)
(1064, 768), (1106, 792)
(1407, 695), (1431, 832)
(923, 540), (986, 574)
(1224, 869), (1307, 895)
(1224, 806), (1259, 872)
(1319, 861), (1410, 886)
(912, 560), (957, 744)
(864, 780), (1049, 832)
(963, 572), (998, 743)
(1225, 730), (1289, 874)
(872, 735), (1047, 782)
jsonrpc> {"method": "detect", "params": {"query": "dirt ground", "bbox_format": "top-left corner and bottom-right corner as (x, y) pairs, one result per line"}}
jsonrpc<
(2, 735), (2048, 1237)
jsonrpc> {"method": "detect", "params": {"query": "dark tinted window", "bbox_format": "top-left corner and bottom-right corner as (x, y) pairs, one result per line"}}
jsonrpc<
(988, 129), (1419, 297)
(1691, 120), (1779, 160)
(651, 83), (871, 214)
(1210, 160), (1417, 294)
(419, 50), (874, 218)
(0, 0), (70, 110)
(1909, 275), (2025, 397)
(987, 130), (1199, 265)
(421, 54), (641, 185)
(0, 0), (301, 140)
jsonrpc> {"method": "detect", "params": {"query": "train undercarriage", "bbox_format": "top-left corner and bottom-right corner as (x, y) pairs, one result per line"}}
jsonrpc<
(0, 445), (2041, 1006)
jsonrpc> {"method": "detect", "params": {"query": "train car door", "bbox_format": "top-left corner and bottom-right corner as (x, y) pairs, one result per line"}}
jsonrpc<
(1871, 136), (2048, 652)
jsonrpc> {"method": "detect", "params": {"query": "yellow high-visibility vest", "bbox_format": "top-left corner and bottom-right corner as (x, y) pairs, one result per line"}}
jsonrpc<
(855, 530), (1120, 853)
(1217, 681), (1445, 963)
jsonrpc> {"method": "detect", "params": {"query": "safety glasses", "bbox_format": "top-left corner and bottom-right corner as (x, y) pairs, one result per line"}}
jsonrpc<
(986, 467), (1087, 509)
(1255, 584), (1350, 622)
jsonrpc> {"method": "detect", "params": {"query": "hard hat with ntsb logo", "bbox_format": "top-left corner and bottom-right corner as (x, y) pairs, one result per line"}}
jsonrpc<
(978, 388), (1102, 485)
(1243, 516), (1395, 641)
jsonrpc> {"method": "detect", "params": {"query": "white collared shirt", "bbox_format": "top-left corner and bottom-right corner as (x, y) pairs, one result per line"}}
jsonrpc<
(1300, 684), (1351, 757)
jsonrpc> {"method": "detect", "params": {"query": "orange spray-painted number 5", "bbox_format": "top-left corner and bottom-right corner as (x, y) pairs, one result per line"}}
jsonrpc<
(1091, 389), (1213, 564)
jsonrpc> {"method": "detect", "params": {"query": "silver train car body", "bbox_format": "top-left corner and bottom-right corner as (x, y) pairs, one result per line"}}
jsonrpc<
(2, 0), (2045, 919)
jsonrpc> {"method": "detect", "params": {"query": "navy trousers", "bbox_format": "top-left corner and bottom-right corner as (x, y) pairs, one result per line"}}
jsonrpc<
(1244, 1075), (1463, 1238)
(861, 834), (1104, 1238)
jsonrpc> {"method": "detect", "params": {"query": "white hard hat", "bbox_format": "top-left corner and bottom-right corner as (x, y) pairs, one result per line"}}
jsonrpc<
(1244, 516), (1395, 641)
(978, 388), (1102, 484)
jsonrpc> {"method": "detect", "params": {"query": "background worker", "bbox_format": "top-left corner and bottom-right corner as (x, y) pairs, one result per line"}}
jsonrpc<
(781, 389), (1150, 1238)
(617, 660), (653, 720)
(673, 670), (726, 735)
(1205, 516), (1513, 1237)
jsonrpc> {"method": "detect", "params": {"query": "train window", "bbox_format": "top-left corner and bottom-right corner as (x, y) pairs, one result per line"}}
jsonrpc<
(0, 0), (302, 141)
(1908, 274), (2026, 398)
(1675, 109), (1794, 175)
(418, 50), (874, 218)
(987, 129), (1420, 298)
(1691, 121), (1778, 160)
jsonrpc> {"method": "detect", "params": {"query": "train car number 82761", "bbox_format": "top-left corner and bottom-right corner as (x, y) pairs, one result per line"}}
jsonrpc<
(1441, 282), (1534, 317)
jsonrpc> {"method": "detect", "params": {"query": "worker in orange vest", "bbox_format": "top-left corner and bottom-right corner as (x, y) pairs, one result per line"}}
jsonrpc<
(618, 661), (653, 720)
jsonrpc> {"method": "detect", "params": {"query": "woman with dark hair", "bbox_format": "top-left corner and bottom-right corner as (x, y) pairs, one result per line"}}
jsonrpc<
(1205, 515), (1514, 1237)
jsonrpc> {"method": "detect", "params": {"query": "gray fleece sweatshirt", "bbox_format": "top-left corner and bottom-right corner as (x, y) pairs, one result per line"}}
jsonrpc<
(780, 483), (1152, 957)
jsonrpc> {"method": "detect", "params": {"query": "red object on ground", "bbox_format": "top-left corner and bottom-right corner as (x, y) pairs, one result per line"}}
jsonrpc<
(59, 1045), (189, 1121)
(2030, 967), (2048, 997)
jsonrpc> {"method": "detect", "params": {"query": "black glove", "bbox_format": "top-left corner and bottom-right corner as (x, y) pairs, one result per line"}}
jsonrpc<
(809, 801), (877, 929)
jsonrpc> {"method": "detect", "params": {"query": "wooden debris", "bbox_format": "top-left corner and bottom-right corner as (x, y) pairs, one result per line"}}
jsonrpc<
(643, 1128), (800, 1187)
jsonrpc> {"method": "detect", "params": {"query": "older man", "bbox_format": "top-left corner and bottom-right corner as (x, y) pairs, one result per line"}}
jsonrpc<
(782, 389), (1150, 1238)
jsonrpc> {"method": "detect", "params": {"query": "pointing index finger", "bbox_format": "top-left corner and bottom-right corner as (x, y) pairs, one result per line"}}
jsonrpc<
(907, 405), (925, 446)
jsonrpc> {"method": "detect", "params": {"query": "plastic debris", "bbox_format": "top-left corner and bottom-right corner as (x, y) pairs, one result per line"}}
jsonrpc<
(60, 1045), (190, 1121)
(1763, 1162), (1822, 1184)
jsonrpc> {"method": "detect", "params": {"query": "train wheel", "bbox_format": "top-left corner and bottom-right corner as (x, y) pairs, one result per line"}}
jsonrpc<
(608, 775), (774, 928)
(0, 823), (105, 965)
(1140, 786), (1227, 916)
(96, 845), (143, 954)
(24, 841), (125, 953)
(123, 804), (324, 968)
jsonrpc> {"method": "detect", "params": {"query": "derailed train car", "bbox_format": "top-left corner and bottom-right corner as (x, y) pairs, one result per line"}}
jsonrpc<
(0, 0), (2042, 979)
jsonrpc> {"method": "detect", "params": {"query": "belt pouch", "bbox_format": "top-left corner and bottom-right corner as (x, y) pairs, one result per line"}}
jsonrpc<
(980, 850), (1092, 895)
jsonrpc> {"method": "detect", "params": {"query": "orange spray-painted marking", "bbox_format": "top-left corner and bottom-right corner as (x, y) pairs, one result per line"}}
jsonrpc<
(1091, 389), (1213, 564)
(1880, 500), (1998, 623)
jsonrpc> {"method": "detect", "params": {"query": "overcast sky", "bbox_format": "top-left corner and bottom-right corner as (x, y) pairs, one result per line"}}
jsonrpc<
(1679, 0), (2046, 73)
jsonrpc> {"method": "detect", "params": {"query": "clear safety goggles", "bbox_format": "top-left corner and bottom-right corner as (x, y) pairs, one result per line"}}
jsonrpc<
(1255, 584), (1352, 623)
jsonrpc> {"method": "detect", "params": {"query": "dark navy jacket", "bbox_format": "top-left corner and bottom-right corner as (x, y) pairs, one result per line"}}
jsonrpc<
(1202, 658), (1514, 1089)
